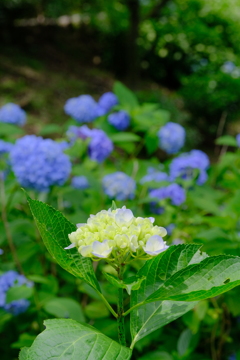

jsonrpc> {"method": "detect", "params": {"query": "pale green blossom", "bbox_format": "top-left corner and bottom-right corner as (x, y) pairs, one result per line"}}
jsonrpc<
(65, 206), (168, 263)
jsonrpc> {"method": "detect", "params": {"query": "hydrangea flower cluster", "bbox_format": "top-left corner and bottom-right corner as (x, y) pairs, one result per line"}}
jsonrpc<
(0, 271), (33, 315)
(169, 149), (210, 185)
(64, 95), (101, 123)
(102, 172), (136, 200)
(140, 167), (169, 184)
(149, 184), (186, 214)
(0, 103), (26, 126)
(65, 206), (168, 261)
(108, 111), (130, 131)
(98, 92), (118, 114)
(10, 135), (71, 192)
(236, 134), (240, 148)
(66, 125), (113, 163)
(0, 140), (14, 154)
(71, 176), (89, 190)
(158, 122), (186, 154)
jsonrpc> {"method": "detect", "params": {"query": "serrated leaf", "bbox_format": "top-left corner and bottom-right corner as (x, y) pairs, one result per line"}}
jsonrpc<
(19, 319), (132, 360)
(130, 245), (203, 346)
(145, 255), (240, 303)
(43, 297), (85, 322)
(25, 191), (101, 293)
(113, 81), (139, 109)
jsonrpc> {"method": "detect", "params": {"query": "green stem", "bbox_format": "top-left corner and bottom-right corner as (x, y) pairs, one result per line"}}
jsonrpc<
(98, 293), (118, 318)
(117, 265), (126, 346)
(122, 301), (145, 317)
(117, 287), (126, 346)
(0, 178), (24, 274)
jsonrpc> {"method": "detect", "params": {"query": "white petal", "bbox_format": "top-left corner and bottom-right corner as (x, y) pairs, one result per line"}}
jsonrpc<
(64, 243), (76, 250)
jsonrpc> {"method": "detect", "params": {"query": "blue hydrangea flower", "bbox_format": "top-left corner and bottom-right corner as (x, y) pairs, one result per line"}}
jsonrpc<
(0, 249), (3, 255)
(166, 223), (175, 235)
(236, 134), (240, 147)
(102, 171), (136, 200)
(0, 140), (14, 154)
(0, 270), (33, 315)
(0, 103), (26, 126)
(169, 149), (210, 185)
(108, 111), (130, 131)
(66, 125), (113, 163)
(10, 135), (71, 192)
(98, 92), (118, 114)
(140, 168), (169, 184)
(64, 95), (100, 123)
(149, 183), (186, 214)
(158, 122), (186, 154)
(71, 176), (89, 190)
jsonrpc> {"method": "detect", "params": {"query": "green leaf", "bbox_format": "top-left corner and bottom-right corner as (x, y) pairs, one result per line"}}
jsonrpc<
(145, 255), (240, 303)
(177, 329), (198, 357)
(19, 319), (132, 360)
(130, 245), (204, 346)
(6, 285), (33, 303)
(25, 191), (101, 293)
(43, 297), (85, 322)
(113, 81), (139, 109)
(103, 272), (146, 295)
(0, 123), (24, 137)
(110, 201), (117, 211)
(109, 132), (141, 143)
(215, 135), (237, 146)
(84, 301), (110, 319)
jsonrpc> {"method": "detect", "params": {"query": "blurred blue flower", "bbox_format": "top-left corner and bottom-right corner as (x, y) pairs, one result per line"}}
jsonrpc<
(71, 176), (89, 190)
(108, 111), (130, 131)
(166, 223), (176, 235)
(236, 134), (240, 147)
(102, 171), (136, 200)
(149, 183), (186, 214)
(0, 270), (33, 315)
(98, 92), (118, 114)
(140, 167), (169, 184)
(228, 354), (236, 360)
(64, 95), (100, 123)
(0, 103), (26, 126)
(10, 135), (71, 192)
(158, 122), (186, 154)
(0, 249), (3, 255)
(222, 61), (236, 74)
(169, 150), (209, 185)
(66, 125), (113, 163)
(0, 140), (14, 154)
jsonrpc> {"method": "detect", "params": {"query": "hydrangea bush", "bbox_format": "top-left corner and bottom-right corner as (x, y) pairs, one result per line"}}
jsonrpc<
(1, 82), (240, 359)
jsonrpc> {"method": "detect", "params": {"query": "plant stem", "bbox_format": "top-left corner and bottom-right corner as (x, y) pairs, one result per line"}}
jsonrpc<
(98, 292), (118, 318)
(117, 287), (126, 346)
(122, 301), (144, 317)
(0, 178), (24, 274)
(117, 265), (126, 346)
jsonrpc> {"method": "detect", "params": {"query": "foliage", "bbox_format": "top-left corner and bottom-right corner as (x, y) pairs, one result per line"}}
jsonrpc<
(1, 81), (240, 359)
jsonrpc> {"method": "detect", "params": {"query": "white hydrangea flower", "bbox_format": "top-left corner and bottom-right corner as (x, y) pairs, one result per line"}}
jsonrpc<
(65, 205), (169, 262)
(143, 235), (169, 256)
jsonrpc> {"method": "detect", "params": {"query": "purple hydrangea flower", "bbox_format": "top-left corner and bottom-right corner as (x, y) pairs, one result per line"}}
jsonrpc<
(102, 171), (136, 200)
(71, 176), (89, 190)
(0, 140), (14, 154)
(158, 122), (185, 154)
(98, 92), (118, 114)
(0, 103), (26, 126)
(236, 134), (240, 147)
(108, 111), (130, 131)
(0, 270), (33, 315)
(10, 135), (71, 192)
(140, 168), (169, 184)
(149, 183), (186, 214)
(169, 149), (210, 185)
(64, 95), (100, 123)
(166, 223), (175, 235)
